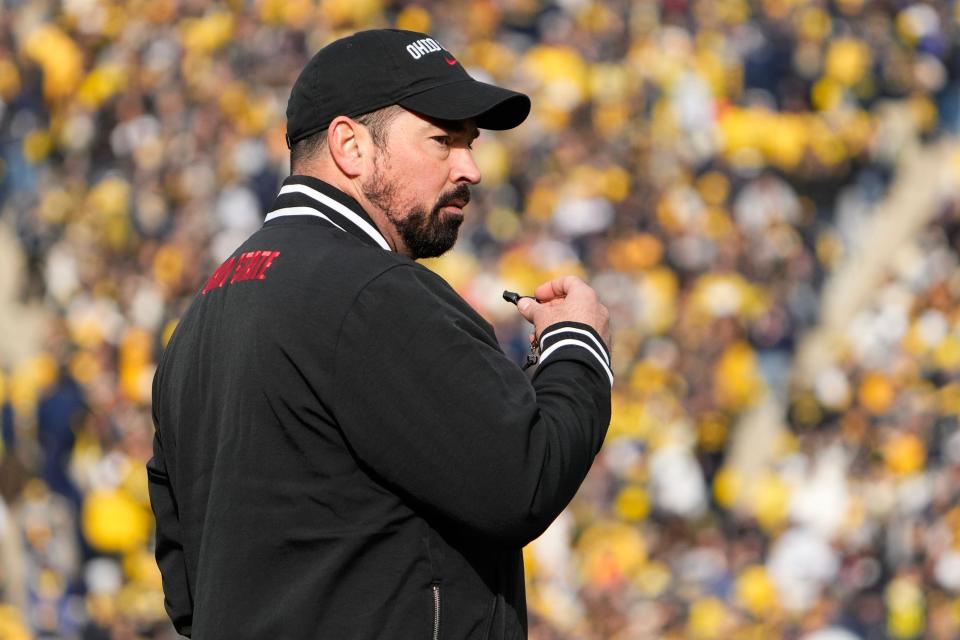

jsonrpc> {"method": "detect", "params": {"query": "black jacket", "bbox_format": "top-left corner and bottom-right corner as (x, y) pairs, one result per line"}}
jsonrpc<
(147, 175), (612, 639)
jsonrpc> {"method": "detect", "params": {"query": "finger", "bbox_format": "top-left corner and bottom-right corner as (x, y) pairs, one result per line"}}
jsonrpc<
(534, 275), (582, 302)
(516, 297), (539, 322)
(533, 278), (561, 302)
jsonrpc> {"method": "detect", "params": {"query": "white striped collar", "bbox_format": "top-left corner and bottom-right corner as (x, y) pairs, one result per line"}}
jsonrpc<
(264, 176), (391, 251)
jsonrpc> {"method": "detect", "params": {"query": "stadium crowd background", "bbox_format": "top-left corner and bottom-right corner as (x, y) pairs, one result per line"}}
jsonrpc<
(0, 0), (959, 638)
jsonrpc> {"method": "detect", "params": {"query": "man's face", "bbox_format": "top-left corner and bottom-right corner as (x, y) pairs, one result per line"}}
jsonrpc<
(360, 109), (481, 259)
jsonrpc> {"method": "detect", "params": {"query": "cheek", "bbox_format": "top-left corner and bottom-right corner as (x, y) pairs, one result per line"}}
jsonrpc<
(392, 153), (450, 201)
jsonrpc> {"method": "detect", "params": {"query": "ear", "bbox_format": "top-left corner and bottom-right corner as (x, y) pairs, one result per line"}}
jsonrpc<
(327, 116), (374, 179)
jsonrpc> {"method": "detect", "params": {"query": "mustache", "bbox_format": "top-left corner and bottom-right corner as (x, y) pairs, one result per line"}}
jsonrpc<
(436, 184), (471, 210)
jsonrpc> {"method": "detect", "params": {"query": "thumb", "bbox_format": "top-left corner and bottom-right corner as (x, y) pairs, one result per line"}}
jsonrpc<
(516, 297), (538, 322)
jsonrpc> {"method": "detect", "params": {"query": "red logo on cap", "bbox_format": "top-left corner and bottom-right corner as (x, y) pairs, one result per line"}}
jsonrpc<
(444, 56), (457, 65)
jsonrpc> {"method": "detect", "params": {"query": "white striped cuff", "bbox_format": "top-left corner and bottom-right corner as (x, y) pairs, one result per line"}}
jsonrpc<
(537, 325), (613, 387)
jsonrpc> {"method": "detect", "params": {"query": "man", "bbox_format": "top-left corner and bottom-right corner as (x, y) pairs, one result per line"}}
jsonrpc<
(148, 29), (612, 639)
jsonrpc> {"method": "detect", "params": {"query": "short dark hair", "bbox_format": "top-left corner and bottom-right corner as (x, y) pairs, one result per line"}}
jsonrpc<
(290, 105), (403, 173)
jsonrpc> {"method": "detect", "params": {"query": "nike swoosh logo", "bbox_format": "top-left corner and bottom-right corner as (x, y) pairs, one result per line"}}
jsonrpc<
(444, 56), (457, 65)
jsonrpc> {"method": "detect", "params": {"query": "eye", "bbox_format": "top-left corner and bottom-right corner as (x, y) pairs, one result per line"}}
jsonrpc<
(431, 135), (451, 147)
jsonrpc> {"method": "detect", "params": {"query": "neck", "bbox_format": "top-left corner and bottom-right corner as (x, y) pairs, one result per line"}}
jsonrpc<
(296, 165), (406, 255)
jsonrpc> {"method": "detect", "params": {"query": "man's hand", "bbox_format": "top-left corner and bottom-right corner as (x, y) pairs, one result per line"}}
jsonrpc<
(515, 276), (610, 346)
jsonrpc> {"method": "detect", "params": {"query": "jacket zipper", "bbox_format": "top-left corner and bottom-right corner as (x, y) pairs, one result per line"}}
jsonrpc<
(431, 583), (441, 640)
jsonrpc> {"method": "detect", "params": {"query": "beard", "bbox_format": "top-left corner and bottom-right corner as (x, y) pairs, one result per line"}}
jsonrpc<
(362, 157), (470, 259)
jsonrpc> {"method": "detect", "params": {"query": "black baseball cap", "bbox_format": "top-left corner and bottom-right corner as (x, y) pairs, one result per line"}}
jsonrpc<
(286, 29), (531, 148)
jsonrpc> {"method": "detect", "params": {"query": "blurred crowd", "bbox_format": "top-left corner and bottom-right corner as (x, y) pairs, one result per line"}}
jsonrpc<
(1, 0), (959, 638)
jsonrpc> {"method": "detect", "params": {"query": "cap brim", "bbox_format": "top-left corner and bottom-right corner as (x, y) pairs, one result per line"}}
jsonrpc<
(398, 80), (531, 130)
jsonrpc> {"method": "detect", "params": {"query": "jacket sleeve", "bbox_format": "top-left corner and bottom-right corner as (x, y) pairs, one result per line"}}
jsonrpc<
(147, 430), (194, 636)
(331, 264), (612, 547)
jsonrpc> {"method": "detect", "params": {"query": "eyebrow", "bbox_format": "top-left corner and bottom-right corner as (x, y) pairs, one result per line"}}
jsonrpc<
(426, 117), (480, 141)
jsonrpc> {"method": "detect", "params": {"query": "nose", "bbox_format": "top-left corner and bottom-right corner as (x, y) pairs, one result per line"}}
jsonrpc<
(451, 148), (481, 185)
